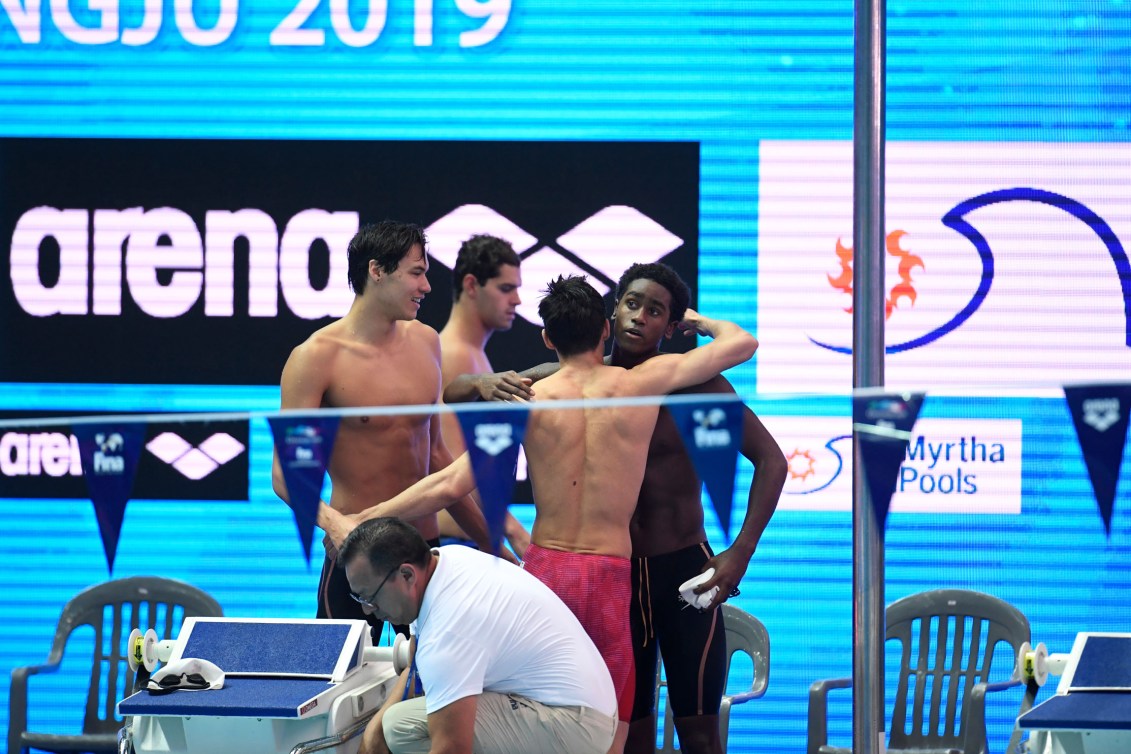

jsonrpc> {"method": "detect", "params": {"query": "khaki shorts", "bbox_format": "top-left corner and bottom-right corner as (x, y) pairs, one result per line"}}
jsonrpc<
(382, 692), (616, 754)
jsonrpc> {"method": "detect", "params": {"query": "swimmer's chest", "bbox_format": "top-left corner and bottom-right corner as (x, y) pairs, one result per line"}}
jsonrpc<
(324, 355), (440, 425)
(646, 408), (696, 465)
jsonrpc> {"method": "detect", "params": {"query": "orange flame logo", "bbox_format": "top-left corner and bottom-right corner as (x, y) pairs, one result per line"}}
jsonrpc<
(827, 230), (924, 318)
(786, 449), (816, 481)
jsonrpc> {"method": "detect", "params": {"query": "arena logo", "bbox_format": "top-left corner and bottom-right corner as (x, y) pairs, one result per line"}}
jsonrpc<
(10, 203), (682, 325)
(1082, 398), (1121, 433)
(0, 429), (245, 481)
(145, 432), (246, 481)
(426, 204), (683, 324)
(760, 416), (1022, 514)
(474, 423), (514, 456)
(10, 206), (358, 319)
(0, 430), (81, 477)
(0, 138), (697, 385)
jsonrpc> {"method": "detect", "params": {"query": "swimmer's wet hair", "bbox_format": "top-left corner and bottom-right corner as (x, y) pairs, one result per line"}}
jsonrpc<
(452, 234), (520, 302)
(348, 221), (428, 293)
(538, 275), (607, 357)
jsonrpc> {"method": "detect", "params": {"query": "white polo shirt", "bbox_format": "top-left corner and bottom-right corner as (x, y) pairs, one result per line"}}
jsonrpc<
(412, 545), (616, 718)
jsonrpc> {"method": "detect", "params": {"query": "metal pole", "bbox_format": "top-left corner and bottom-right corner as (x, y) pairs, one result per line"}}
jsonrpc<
(852, 0), (886, 748)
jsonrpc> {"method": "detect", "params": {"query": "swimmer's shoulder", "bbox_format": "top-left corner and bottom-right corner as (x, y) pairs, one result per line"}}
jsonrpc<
(402, 320), (441, 353)
(291, 321), (349, 359)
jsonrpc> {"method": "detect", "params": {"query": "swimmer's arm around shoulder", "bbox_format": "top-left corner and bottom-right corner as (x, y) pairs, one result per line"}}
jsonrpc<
(443, 371), (536, 403)
(632, 309), (758, 394)
(519, 359), (559, 384)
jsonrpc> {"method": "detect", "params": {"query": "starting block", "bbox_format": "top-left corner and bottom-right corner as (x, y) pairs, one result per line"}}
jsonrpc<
(118, 618), (405, 754)
(1019, 633), (1131, 754)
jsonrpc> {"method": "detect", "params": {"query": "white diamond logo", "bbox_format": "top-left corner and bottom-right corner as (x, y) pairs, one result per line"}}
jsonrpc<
(474, 423), (514, 456)
(146, 432), (192, 463)
(146, 432), (246, 479)
(199, 433), (245, 464)
(556, 205), (683, 282)
(426, 204), (539, 269)
(426, 204), (683, 326)
(515, 247), (610, 325)
(172, 448), (219, 480)
(1082, 398), (1120, 433)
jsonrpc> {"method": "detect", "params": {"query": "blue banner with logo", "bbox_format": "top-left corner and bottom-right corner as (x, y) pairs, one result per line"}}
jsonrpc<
(73, 422), (147, 572)
(456, 407), (530, 555)
(853, 392), (925, 528)
(267, 415), (340, 563)
(1064, 383), (1131, 536)
(667, 400), (744, 540)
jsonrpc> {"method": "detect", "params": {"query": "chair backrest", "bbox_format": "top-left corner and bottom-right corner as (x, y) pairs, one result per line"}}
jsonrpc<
(47, 576), (223, 736)
(885, 588), (1029, 753)
(657, 604), (770, 754)
(721, 603), (770, 699)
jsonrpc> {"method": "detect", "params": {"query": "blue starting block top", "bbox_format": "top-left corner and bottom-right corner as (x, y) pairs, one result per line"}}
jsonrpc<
(118, 618), (372, 720)
(1068, 636), (1131, 691)
(1019, 633), (1131, 732)
(1019, 692), (1131, 731)
(181, 620), (357, 677)
(119, 678), (335, 718)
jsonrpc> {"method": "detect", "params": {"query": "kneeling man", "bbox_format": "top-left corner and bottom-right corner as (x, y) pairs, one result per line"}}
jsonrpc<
(339, 516), (617, 754)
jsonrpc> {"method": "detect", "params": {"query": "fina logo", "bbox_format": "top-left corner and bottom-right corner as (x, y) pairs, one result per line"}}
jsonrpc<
(1082, 398), (1121, 433)
(426, 204), (684, 325)
(692, 408), (732, 449)
(474, 424), (513, 456)
(92, 432), (125, 474)
(285, 424), (323, 466)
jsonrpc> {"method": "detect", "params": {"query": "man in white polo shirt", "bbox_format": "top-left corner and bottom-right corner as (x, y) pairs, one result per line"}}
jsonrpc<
(337, 515), (616, 754)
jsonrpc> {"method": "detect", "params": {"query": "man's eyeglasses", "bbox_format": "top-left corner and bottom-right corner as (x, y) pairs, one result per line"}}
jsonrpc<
(349, 564), (400, 608)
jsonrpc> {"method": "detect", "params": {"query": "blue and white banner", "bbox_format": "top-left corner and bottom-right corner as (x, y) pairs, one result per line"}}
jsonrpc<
(1064, 384), (1131, 535)
(757, 142), (1131, 393)
(456, 408), (530, 555)
(667, 400), (744, 539)
(73, 422), (147, 571)
(267, 415), (339, 563)
(766, 416), (1022, 515)
(853, 393), (925, 527)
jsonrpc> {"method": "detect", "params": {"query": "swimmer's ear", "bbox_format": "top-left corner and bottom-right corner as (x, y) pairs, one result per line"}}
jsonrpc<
(541, 329), (555, 351)
(663, 320), (678, 340)
(461, 273), (478, 299)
